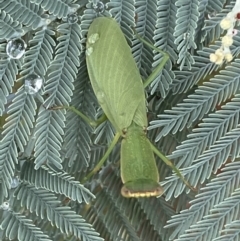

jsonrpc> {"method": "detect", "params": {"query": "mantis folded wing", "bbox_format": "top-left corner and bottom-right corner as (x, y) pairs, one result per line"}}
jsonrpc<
(84, 17), (191, 197)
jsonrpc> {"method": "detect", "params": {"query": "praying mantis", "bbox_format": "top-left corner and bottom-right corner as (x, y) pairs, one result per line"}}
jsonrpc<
(67, 17), (192, 197)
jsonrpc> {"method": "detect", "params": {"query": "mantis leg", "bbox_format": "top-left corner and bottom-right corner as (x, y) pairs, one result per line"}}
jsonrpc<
(135, 33), (169, 88)
(51, 105), (107, 127)
(149, 141), (195, 191)
(81, 132), (121, 183)
(51, 106), (118, 183)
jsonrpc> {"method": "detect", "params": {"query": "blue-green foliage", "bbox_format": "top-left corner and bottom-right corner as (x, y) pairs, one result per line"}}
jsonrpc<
(0, 0), (239, 240)
(0, 10), (23, 40)
(0, 0), (44, 30)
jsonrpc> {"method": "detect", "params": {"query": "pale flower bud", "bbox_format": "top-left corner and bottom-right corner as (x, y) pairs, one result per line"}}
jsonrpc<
(210, 49), (225, 65)
(222, 35), (233, 47)
(209, 53), (217, 63)
(215, 49), (224, 57)
(220, 18), (232, 30)
(225, 53), (233, 62)
(215, 57), (224, 65)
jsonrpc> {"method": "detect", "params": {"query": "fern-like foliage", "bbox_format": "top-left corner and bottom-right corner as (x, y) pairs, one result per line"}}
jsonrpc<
(34, 21), (81, 170)
(0, 89), (37, 203)
(0, 0), (44, 30)
(20, 27), (55, 77)
(214, 220), (240, 241)
(30, 0), (79, 18)
(21, 161), (94, 203)
(13, 184), (100, 241)
(174, 0), (199, 70)
(0, 9), (22, 40)
(166, 161), (240, 240)
(168, 94), (240, 168)
(62, 62), (94, 168)
(149, 52), (240, 142)
(0, 211), (51, 241)
(0, 0), (240, 241)
(0, 43), (19, 114)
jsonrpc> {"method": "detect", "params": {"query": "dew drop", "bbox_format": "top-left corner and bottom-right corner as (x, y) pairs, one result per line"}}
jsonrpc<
(67, 13), (78, 24)
(24, 74), (43, 95)
(207, 10), (217, 19)
(88, 33), (99, 44)
(183, 32), (190, 40)
(6, 38), (27, 59)
(86, 46), (93, 56)
(11, 176), (20, 188)
(92, 1), (105, 13)
(1, 202), (10, 211)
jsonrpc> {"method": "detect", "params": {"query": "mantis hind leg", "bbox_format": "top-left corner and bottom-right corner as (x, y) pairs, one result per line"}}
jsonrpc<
(149, 141), (195, 191)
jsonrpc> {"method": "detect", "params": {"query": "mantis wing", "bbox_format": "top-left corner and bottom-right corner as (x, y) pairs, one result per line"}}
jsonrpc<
(86, 17), (147, 132)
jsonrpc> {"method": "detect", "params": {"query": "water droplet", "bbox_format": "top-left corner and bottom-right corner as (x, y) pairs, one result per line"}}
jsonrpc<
(96, 91), (105, 104)
(6, 38), (27, 59)
(183, 32), (190, 40)
(24, 74), (43, 95)
(67, 13), (78, 24)
(88, 33), (99, 44)
(11, 176), (20, 188)
(86, 46), (93, 56)
(208, 10), (217, 19)
(1, 201), (10, 211)
(92, 1), (105, 13)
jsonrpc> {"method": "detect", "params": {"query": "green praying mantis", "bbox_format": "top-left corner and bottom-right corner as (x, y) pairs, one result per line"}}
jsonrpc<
(63, 17), (193, 198)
